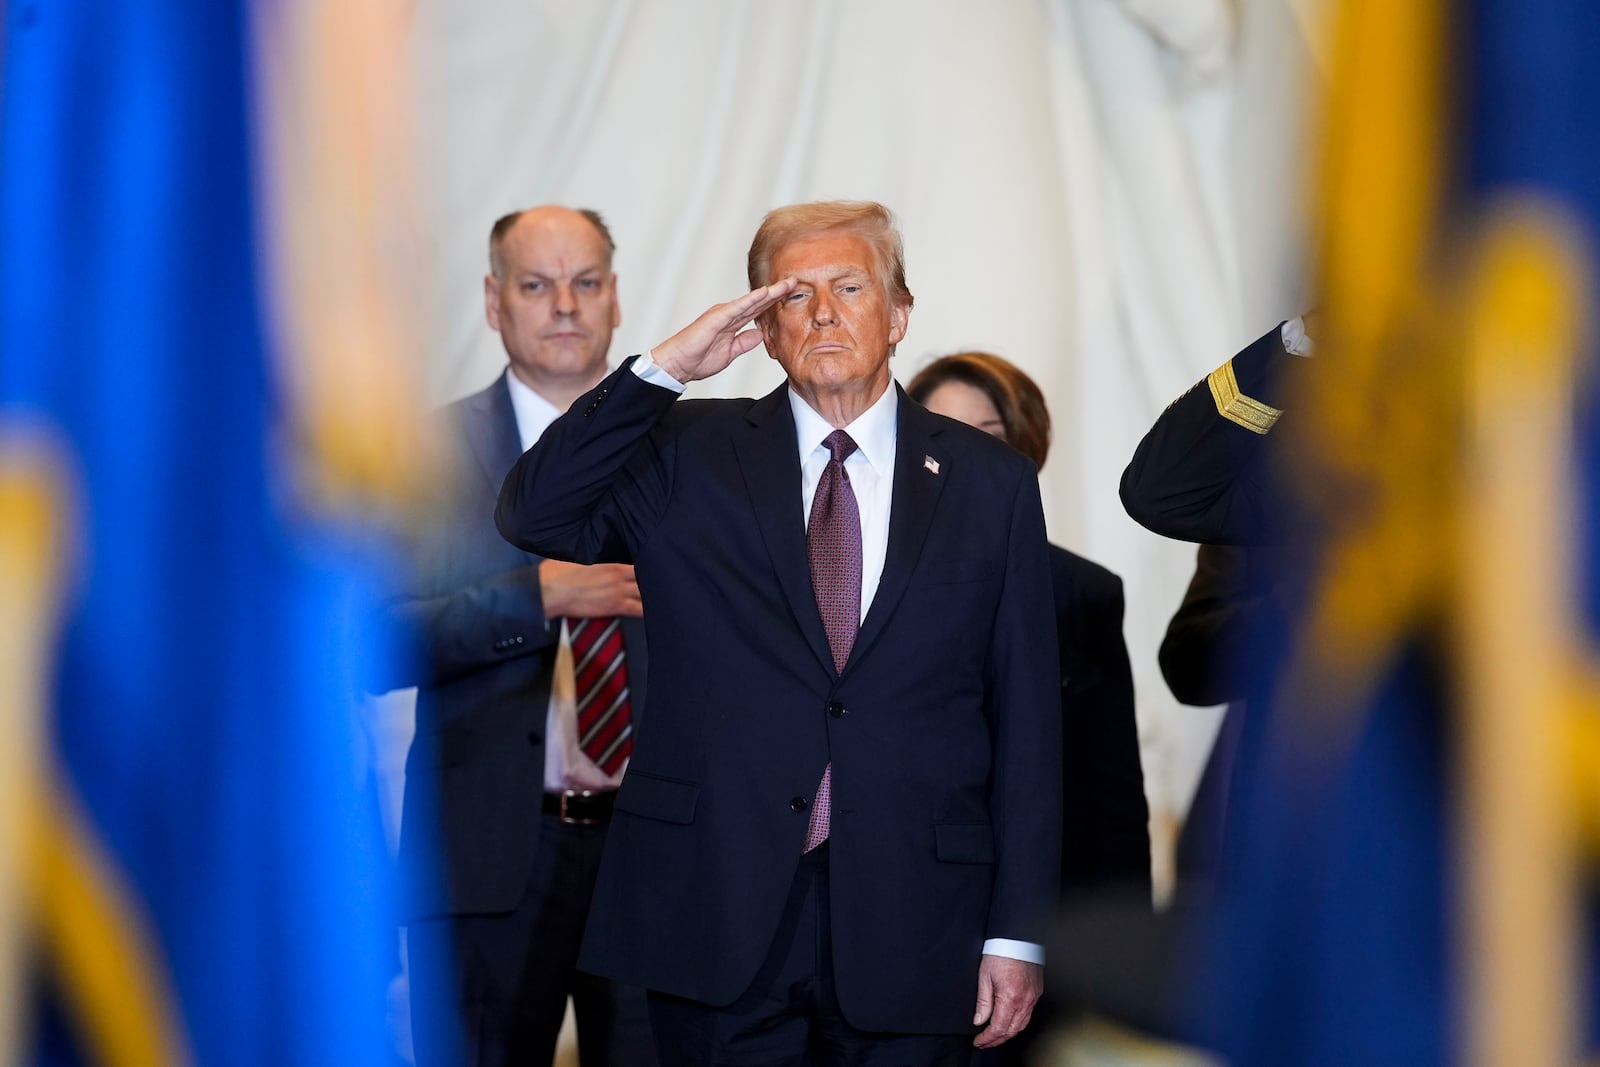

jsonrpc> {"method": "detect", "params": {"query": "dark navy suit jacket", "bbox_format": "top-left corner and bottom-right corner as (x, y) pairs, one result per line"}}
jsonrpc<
(375, 372), (647, 920)
(495, 360), (1061, 1034)
(1051, 545), (1150, 896)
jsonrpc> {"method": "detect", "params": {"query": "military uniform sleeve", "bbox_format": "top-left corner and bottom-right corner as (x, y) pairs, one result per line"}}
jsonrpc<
(1120, 323), (1304, 545)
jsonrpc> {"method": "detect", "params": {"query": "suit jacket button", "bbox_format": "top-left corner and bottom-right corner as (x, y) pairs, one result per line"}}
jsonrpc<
(790, 795), (810, 813)
(826, 701), (846, 718)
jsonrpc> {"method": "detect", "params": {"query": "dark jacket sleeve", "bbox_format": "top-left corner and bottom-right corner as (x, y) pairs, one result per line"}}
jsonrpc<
(370, 561), (554, 693)
(365, 401), (560, 694)
(1158, 544), (1266, 707)
(496, 358), (680, 565)
(1120, 323), (1303, 545)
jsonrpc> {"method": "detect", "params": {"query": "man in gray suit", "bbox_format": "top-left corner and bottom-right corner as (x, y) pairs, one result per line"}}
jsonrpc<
(377, 206), (654, 1066)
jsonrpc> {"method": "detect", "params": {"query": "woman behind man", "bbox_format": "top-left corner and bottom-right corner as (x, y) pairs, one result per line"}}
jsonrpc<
(907, 353), (1151, 899)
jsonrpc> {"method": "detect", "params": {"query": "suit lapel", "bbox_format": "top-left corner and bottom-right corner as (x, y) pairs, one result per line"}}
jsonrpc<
(465, 372), (526, 494)
(845, 388), (949, 674)
(735, 384), (837, 679)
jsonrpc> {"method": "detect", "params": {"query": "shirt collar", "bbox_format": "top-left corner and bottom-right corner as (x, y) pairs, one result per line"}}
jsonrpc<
(503, 367), (562, 452)
(788, 378), (899, 474)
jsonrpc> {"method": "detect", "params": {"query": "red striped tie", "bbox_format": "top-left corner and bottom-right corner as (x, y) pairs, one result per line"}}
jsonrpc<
(568, 617), (633, 776)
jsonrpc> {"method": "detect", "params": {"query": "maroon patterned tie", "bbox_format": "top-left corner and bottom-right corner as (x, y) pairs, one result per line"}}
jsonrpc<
(568, 616), (633, 775)
(803, 429), (861, 852)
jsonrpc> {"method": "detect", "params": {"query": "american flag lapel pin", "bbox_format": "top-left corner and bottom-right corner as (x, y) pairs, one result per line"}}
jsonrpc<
(923, 455), (940, 475)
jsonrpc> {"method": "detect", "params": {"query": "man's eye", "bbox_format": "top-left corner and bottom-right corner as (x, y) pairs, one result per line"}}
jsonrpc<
(787, 291), (809, 302)
(522, 281), (544, 292)
(577, 278), (600, 289)
(840, 285), (861, 294)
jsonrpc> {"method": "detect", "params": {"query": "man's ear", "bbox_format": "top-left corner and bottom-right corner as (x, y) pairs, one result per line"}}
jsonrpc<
(888, 301), (910, 346)
(759, 312), (777, 359)
(484, 275), (502, 331)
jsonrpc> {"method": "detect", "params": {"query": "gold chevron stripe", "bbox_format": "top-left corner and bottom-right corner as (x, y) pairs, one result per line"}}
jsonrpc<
(0, 436), (60, 1065)
(0, 431), (191, 1067)
(1206, 359), (1283, 434)
(32, 785), (194, 1067)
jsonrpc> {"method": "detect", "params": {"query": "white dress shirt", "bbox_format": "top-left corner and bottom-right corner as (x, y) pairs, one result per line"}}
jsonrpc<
(631, 352), (1044, 965)
(505, 369), (625, 794)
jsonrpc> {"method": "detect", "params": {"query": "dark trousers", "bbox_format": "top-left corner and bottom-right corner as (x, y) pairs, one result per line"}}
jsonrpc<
(408, 812), (656, 1067)
(647, 844), (972, 1067)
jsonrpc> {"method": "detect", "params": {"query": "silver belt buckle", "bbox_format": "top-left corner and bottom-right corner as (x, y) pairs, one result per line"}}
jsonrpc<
(559, 789), (600, 825)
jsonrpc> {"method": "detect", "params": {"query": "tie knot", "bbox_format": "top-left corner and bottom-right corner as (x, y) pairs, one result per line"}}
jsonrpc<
(823, 429), (858, 464)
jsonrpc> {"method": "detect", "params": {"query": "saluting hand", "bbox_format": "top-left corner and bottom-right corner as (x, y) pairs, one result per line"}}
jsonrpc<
(650, 278), (798, 384)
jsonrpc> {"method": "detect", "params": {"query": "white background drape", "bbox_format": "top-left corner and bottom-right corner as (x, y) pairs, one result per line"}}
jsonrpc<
(376, 0), (1330, 895)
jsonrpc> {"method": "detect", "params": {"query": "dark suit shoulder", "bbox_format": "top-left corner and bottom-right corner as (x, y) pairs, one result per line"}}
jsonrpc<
(1047, 543), (1125, 656)
(657, 392), (766, 432)
(908, 402), (1040, 483)
(423, 374), (521, 500)
(437, 374), (506, 421)
(430, 375), (512, 461)
(1048, 544), (1123, 610)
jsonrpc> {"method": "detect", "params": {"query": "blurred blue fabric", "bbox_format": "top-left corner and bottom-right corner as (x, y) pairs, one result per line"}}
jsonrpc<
(1193, 2), (1600, 1064)
(2, 2), (401, 1063)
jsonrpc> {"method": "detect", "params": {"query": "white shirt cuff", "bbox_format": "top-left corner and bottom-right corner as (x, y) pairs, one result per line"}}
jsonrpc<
(1280, 316), (1315, 357)
(981, 938), (1044, 965)
(631, 350), (687, 393)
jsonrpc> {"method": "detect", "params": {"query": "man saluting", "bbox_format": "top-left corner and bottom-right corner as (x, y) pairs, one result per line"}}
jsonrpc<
(497, 201), (1060, 1065)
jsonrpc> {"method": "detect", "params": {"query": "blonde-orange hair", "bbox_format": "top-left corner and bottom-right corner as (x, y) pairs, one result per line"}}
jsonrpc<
(746, 200), (914, 311)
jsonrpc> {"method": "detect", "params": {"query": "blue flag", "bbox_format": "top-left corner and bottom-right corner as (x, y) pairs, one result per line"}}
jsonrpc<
(2, 2), (400, 1063)
(1192, 1), (1600, 1064)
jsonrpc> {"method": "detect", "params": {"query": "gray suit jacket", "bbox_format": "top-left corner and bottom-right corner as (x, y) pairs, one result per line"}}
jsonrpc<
(376, 371), (647, 919)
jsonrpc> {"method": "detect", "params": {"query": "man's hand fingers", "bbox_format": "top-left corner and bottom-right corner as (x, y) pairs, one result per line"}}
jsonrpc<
(725, 277), (796, 322)
(540, 560), (648, 618)
(731, 327), (767, 359)
(699, 281), (794, 356)
(972, 996), (1030, 1049)
(972, 997), (1027, 1049)
(972, 969), (994, 1027)
(653, 280), (798, 383)
(972, 956), (1043, 1049)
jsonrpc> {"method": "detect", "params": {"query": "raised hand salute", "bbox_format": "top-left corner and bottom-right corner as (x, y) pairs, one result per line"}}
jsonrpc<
(648, 278), (798, 384)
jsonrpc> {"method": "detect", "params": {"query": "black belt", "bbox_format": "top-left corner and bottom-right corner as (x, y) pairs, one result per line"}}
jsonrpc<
(543, 790), (616, 825)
